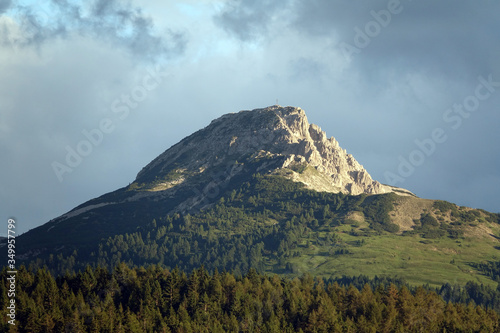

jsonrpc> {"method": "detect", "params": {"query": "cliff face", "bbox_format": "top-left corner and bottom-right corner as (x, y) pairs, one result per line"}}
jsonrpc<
(136, 105), (405, 196)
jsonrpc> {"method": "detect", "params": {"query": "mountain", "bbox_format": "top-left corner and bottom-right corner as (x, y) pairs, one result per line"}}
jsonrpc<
(19, 106), (408, 247)
(62, 105), (412, 221)
(16, 106), (500, 287)
(134, 105), (409, 196)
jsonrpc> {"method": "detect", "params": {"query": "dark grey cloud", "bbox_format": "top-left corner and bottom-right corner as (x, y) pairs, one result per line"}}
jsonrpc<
(2, 0), (186, 61)
(216, 0), (500, 79)
(293, 0), (500, 79)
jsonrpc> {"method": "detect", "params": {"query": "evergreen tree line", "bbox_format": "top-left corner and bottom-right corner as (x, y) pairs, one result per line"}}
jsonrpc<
(326, 275), (500, 316)
(1, 264), (499, 332)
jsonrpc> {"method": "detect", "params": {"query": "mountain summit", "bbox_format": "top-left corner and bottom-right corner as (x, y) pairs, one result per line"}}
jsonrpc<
(136, 105), (409, 197)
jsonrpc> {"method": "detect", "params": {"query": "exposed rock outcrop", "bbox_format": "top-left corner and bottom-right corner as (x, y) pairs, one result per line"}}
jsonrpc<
(136, 105), (410, 196)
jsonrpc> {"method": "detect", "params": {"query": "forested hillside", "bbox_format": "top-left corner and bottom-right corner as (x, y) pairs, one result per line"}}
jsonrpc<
(1, 264), (499, 332)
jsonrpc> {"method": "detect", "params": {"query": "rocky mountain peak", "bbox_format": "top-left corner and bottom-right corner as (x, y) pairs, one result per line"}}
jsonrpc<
(135, 105), (412, 196)
(35, 105), (413, 243)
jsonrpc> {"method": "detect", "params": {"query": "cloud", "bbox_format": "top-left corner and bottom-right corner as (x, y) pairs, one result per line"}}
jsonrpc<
(215, 0), (500, 80)
(1, 0), (186, 61)
(293, 1), (500, 79)
(0, 0), (12, 14)
(214, 0), (292, 41)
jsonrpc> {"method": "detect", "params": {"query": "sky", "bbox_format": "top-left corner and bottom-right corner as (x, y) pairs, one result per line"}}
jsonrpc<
(1, 0), (499, 235)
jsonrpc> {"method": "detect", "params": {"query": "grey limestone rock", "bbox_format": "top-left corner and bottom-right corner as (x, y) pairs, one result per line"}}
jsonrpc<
(136, 105), (412, 196)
